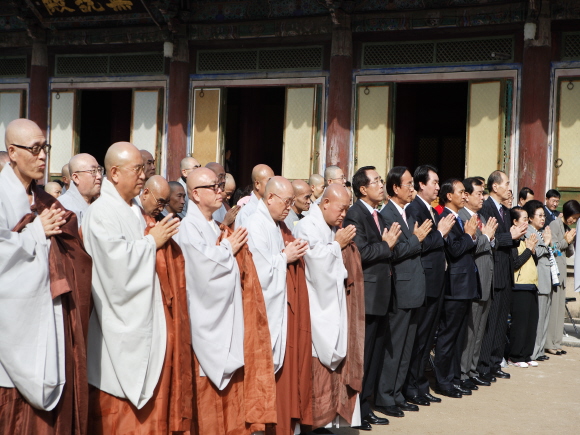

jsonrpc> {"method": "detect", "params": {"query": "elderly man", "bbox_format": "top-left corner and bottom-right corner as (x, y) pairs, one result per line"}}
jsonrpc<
(324, 165), (346, 188)
(0, 118), (92, 434)
(163, 181), (186, 219)
(235, 164), (274, 228)
(0, 150), (9, 171)
(225, 173), (236, 204)
(176, 168), (276, 434)
(61, 163), (71, 191)
(83, 142), (187, 433)
(294, 184), (365, 429)
(59, 153), (103, 227)
(206, 162), (239, 226)
(140, 149), (156, 181)
(44, 181), (62, 198)
(247, 176), (313, 434)
(284, 179), (311, 228)
(177, 156), (202, 218)
(139, 175), (171, 221)
(309, 173), (325, 201)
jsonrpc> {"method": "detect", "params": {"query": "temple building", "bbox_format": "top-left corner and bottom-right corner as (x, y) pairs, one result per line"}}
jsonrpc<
(0, 0), (579, 201)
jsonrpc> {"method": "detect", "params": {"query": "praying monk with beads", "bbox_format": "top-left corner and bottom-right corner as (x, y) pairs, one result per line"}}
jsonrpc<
(82, 142), (193, 434)
(0, 119), (92, 434)
(293, 184), (365, 429)
(247, 176), (314, 434)
(176, 167), (276, 434)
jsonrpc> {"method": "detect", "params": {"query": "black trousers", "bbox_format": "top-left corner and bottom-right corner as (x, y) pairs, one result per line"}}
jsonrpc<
(375, 308), (419, 407)
(477, 285), (512, 374)
(509, 290), (539, 363)
(433, 299), (470, 389)
(403, 295), (444, 397)
(360, 314), (387, 417)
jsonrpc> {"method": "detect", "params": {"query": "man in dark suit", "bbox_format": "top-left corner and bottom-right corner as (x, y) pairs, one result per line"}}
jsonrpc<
(343, 166), (402, 430)
(544, 189), (561, 227)
(477, 171), (527, 381)
(403, 165), (455, 406)
(375, 166), (432, 418)
(459, 178), (497, 390)
(433, 179), (480, 398)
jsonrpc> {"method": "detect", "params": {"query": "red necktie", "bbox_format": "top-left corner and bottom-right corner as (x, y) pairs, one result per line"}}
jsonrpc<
(372, 210), (381, 232)
(476, 213), (483, 230)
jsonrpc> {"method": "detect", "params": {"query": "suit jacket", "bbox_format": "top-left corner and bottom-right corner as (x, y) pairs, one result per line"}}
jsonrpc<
(479, 197), (517, 289)
(458, 208), (494, 301)
(544, 206), (560, 228)
(380, 201), (425, 309)
(441, 208), (479, 300)
(405, 196), (446, 298)
(343, 199), (393, 316)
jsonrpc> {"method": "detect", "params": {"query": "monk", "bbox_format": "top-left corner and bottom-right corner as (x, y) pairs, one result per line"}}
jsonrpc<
(308, 174), (325, 202)
(58, 153), (102, 227)
(163, 181), (186, 219)
(235, 164), (275, 227)
(293, 185), (365, 429)
(140, 149), (156, 181)
(139, 175), (171, 221)
(45, 181), (63, 198)
(0, 118), (92, 434)
(177, 156), (201, 218)
(225, 173), (236, 204)
(83, 142), (190, 434)
(206, 162), (239, 226)
(176, 168), (276, 434)
(61, 163), (71, 191)
(284, 179), (311, 228)
(247, 176), (313, 434)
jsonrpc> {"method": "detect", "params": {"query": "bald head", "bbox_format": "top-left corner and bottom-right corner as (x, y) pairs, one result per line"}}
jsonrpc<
(320, 184), (351, 227)
(4, 119), (47, 183)
(180, 156), (201, 179)
(104, 142), (146, 203)
(206, 162), (226, 179)
(69, 153), (98, 174)
(140, 175), (170, 218)
(251, 164), (275, 199)
(225, 173), (236, 202)
(45, 182), (62, 198)
(140, 149), (156, 180)
(292, 179), (312, 214)
(167, 181), (186, 215)
(263, 176), (294, 222)
(324, 165), (345, 187)
(69, 153), (102, 202)
(0, 151), (9, 172)
(61, 163), (71, 189)
(308, 173), (324, 199)
(187, 167), (223, 218)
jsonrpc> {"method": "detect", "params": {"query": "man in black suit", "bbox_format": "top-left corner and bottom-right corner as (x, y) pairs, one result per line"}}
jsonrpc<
(375, 166), (432, 419)
(403, 165), (455, 406)
(544, 189), (561, 227)
(477, 170), (527, 381)
(433, 179), (480, 398)
(343, 166), (402, 430)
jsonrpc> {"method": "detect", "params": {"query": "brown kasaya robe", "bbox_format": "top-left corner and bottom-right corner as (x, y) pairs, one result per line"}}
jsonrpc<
(0, 186), (92, 435)
(311, 241), (365, 428)
(191, 224), (277, 435)
(88, 215), (194, 434)
(268, 223), (313, 435)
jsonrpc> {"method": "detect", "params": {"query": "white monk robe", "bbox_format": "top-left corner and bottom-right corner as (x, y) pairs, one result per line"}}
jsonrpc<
(292, 203), (348, 370)
(0, 164), (65, 410)
(246, 200), (288, 373)
(235, 191), (259, 228)
(58, 181), (88, 227)
(212, 202), (227, 224)
(83, 178), (166, 409)
(175, 201), (244, 389)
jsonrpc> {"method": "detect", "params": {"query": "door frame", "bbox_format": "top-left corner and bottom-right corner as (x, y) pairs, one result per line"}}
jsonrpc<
(354, 66), (520, 190)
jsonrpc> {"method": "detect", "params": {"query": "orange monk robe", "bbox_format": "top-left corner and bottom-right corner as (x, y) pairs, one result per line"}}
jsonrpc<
(0, 185), (92, 435)
(268, 223), (314, 435)
(191, 224), (277, 435)
(88, 215), (194, 434)
(311, 241), (365, 428)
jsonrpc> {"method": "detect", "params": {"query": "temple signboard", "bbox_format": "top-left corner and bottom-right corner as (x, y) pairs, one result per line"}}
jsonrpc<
(39, 1), (145, 17)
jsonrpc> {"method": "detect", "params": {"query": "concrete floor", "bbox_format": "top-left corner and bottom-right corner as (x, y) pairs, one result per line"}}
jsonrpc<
(332, 346), (580, 435)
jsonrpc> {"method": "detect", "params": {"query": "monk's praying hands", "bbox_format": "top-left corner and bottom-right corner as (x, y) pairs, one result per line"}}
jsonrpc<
(39, 203), (66, 237)
(284, 238), (308, 263)
(149, 213), (180, 248)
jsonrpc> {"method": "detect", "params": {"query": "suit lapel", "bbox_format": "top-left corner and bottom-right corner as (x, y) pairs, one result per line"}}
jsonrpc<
(357, 200), (382, 237)
(387, 201), (412, 239)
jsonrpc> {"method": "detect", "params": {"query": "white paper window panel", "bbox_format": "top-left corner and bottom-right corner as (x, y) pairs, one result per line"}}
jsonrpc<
(131, 90), (159, 156)
(557, 80), (580, 188)
(0, 92), (22, 147)
(49, 91), (75, 174)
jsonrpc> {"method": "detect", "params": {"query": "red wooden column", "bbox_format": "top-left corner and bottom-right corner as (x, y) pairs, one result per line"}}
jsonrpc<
(166, 38), (190, 181)
(29, 40), (49, 136)
(325, 13), (353, 175)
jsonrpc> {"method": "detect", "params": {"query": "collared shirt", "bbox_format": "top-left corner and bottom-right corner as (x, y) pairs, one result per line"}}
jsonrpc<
(490, 195), (503, 214)
(417, 194), (445, 238)
(360, 199), (377, 215)
(464, 206), (495, 246)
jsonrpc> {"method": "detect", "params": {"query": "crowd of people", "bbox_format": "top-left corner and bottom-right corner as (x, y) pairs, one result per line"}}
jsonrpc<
(0, 117), (578, 435)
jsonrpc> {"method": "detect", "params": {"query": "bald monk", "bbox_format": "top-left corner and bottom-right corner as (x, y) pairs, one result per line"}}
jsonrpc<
(0, 119), (92, 434)
(140, 149), (156, 181)
(0, 150), (9, 171)
(293, 185), (365, 429)
(225, 172), (236, 204)
(324, 165), (346, 188)
(247, 176), (313, 434)
(235, 164), (275, 228)
(206, 162), (239, 226)
(59, 153), (102, 227)
(178, 156), (201, 218)
(140, 175), (171, 221)
(309, 174), (325, 202)
(162, 181), (186, 219)
(176, 168), (276, 434)
(284, 179), (311, 228)
(83, 142), (187, 434)
(45, 181), (63, 198)
(61, 163), (71, 191)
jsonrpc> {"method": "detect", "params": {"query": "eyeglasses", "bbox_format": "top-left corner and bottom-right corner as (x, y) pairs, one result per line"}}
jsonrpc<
(534, 213), (546, 218)
(150, 190), (170, 208)
(400, 183), (415, 190)
(368, 178), (384, 187)
(74, 166), (104, 177)
(272, 192), (295, 208)
(330, 176), (346, 182)
(118, 164), (145, 175)
(11, 143), (51, 156)
(193, 182), (225, 193)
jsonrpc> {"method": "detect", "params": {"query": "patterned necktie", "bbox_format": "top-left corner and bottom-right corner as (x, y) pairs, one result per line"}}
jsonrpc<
(372, 210), (381, 232)
(457, 215), (464, 231)
(498, 206), (505, 222)
(475, 213), (483, 230)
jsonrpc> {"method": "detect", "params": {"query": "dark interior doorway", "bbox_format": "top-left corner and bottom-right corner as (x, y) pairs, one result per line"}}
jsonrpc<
(79, 90), (132, 166)
(224, 87), (285, 189)
(393, 82), (468, 182)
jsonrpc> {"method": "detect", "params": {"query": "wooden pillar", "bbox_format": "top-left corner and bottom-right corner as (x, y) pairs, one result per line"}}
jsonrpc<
(325, 12), (352, 174)
(518, 1), (551, 196)
(29, 40), (48, 135)
(166, 38), (190, 181)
